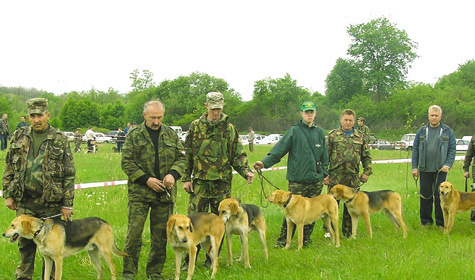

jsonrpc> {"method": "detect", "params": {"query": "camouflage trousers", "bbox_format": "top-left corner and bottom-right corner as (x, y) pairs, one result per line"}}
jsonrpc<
(15, 199), (62, 280)
(327, 174), (362, 238)
(187, 179), (231, 215)
(276, 181), (324, 247)
(123, 198), (173, 278)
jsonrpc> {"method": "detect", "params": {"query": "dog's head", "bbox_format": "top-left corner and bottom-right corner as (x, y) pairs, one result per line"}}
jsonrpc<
(218, 198), (240, 223)
(439, 181), (454, 199)
(267, 190), (291, 207)
(330, 184), (355, 202)
(2, 215), (42, 242)
(167, 214), (193, 243)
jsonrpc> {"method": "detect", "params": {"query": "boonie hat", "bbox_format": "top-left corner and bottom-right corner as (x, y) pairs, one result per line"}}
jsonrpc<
(358, 117), (365, 122)
(27, 98), (49, 115)
(301, 101), (316, 112)
(206, 92), (225, 109)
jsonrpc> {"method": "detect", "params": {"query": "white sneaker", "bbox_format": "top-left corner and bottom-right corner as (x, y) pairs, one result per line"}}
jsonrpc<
(324, 232), (331, 239)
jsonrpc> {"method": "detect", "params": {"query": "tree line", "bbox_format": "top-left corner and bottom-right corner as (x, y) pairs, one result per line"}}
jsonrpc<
(1, 17), (474, 140)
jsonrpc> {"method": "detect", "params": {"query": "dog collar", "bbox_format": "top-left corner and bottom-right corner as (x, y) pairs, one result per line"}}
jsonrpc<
(283, 194), (293, 208)
(33, 222), (44, 238)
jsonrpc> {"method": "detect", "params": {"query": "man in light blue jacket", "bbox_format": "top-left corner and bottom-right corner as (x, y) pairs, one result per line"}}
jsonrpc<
(412, 105), (456, 228)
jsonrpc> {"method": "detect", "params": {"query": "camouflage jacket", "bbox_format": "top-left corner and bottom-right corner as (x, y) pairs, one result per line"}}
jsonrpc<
(463, 135), (475, 178)
(327, 127), (372, 177)
(357, 124), (370, 138)
(182, 112), (251, 183)
(262, 120), (328, 183)
(121, 122), (186, 202)
(2, 125), (75, 206)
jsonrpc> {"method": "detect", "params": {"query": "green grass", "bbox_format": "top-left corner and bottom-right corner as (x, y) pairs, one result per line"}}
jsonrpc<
(1, 144), (474, 279)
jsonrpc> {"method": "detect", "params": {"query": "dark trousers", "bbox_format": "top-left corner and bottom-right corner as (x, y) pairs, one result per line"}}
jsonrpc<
(470, 181), (475, 222)
(0, 134), (7, 150)
(419, 171), (447, 226)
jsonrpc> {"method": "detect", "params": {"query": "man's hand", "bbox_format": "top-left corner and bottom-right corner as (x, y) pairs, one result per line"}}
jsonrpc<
(360, 174), (369, 183)
(323, 176), (329, 186)
(246, 172), (254, 184)
(5, 197), (17, 210)
(440, 165), (450, 173)
(254, 161), (264, 170)
(464, 171), (470, 179)
(183, 181), (193, 194)
(147, 177), (166, 193)
(61, 207), (73, 221)
(163, 174), (175, 188)
(412, 169), (420, 178)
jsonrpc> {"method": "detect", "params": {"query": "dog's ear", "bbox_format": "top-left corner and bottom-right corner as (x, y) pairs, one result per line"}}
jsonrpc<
(166, 216), (176, 236)
(274, 192), (282, 203)
(189, 221), (194, 233)
(335, 186), (343, 198)
(21, 218), (32, 235)
(230, 201), (239, 215)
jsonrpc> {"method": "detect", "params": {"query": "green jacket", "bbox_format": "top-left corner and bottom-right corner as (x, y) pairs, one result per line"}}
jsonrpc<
(327, 127), (372, 177)
(121, 122), (186, 202)
(463, 135), (475, 178)
(261, 120), (328, 183)
(2, 125), (75, 207)
(183, 112), (251, 183)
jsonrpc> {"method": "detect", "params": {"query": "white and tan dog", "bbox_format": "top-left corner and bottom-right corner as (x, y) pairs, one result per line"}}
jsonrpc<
(167, 213), (225, 280)
(267, 190), (340, 250)
(2, 215), (128, 280)
(218, 198), (268, 268)
(439, 181), (475, 234)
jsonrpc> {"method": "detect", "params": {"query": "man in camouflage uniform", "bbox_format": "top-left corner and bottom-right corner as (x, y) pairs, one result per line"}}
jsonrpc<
(357, 117), (370, 138)
(254, 101), (328, 248)
(325, 109), (372, 238)
(182, 92), (254, 267)
(2, 98), (75, 280)
(121, 100), (186, 280)
(463, 135), (475, 224)
(74, 128), (82, 153)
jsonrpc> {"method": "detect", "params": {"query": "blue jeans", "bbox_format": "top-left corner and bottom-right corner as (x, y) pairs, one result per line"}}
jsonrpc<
(419, 171), (447, 226)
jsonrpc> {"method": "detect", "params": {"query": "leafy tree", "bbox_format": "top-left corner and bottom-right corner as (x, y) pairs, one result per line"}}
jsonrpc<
(325, 58), (364, 107)
(347, 17), (418, 103)
(129, 69), (156, 92)
(102, 100), (126, 130)
(252, 74), (311, 131)
(59, 97), (101, 130)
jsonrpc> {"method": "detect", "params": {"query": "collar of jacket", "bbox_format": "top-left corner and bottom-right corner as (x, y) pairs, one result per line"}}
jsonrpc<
(297, 119), (316, 128)
(199, 112), (229, 124)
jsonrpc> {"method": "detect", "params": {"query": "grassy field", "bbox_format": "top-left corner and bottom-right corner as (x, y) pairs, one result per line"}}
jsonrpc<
(1, 144), (474, 279)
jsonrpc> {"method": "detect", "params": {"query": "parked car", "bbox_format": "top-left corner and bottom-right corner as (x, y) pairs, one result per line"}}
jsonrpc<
(369, 139), (394, 150)
(106, 130), (119, 143)
(393, 141), (405, 150)
(82, 132), (113, 143)
(400, 133), (416, 151)
(180, 131), (187, 143)
(62, 132), (75, 142)
(256, 134), (283, 145)
(456, 139), (469, 152)
(368, 134), (377, 145)
(239, 134), (249, 145)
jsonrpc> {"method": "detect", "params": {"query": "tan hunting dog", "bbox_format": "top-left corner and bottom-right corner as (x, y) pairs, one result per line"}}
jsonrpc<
(218, 198), (268, 268)
(439, 181), (475, 234)
(2, 215), (128, 280)
(267, 190), (340, 250)
(330, 184), (407, 239)
(167, 213), (225, 280)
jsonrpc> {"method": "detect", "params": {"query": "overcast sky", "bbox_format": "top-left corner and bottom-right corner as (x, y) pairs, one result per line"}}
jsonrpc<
(1, 1), (473, 101)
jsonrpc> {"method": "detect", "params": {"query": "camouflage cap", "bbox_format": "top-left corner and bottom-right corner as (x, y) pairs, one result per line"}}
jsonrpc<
(27, 98), (49, 115)
(301, 101), (316, 112)
(206, 92), (224, 109)
(358, 117), (365, 122)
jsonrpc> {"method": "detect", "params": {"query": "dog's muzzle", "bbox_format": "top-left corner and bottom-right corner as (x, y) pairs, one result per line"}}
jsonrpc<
(2, 232), (19, 243)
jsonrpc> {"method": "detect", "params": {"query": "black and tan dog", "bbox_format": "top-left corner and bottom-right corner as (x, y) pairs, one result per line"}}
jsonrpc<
(439, 181), (475, 234)
(218, 198), (268, 268)
(2, 215), (128, 280)
(267, 190), (340, 250)
(167, 213), (225, 280)
(330, 184), (407, 239)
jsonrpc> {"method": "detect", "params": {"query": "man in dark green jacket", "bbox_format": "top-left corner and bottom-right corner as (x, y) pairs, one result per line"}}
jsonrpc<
(121, 100), (186, 280)
(254, 101), (328, 248)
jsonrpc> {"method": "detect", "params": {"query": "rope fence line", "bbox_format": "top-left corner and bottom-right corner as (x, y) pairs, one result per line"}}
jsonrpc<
(0, 156), (465, 197)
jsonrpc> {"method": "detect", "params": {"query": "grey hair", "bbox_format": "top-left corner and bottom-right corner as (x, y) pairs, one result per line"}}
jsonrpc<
(341, 109), (356, 117)
(428, 105), (442, 115)
(143, 99), (165, 113)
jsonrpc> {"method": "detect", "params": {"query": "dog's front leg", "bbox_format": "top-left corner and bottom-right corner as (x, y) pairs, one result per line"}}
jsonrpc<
(296, 223), (304, 250)
(285, 218), (294, 250)
(226, 230), (233, 266)
(174, 251), (182, 280)
(442, 208), (449, 234)
(53, 257), (63, 280)
(350, 214), (360, 239)
(361, 212), (372, 238)
(187, 246), (197, 280)
(240, 230), (251, 268)
(43, 256), (54, 280)
(446, 212), (456, 234)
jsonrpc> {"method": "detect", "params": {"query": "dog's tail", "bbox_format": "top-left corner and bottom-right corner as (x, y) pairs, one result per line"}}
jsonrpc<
(112, 243), (129, 257)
